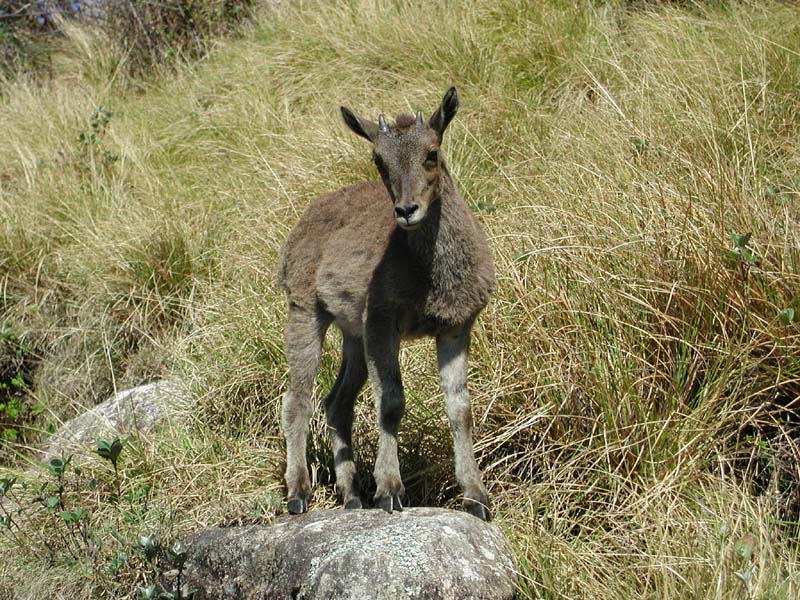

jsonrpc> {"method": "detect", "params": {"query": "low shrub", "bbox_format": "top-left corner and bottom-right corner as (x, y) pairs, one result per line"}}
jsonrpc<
(0, 1), (254, 78)
(100, 0), (255, 74)
(0, 1), (78, 76)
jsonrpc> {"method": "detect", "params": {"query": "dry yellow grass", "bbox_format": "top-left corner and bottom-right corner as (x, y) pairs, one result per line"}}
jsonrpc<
(1, 1), (799, 598)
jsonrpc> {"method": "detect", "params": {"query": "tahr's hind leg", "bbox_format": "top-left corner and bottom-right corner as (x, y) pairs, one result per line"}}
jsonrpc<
(323, 335), (367, 509)
(437, 324), (491, 521)
(282, 307), (329, 514)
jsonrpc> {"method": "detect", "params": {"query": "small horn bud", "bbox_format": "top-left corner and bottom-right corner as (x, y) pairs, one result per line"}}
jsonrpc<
(378, 114), (389, 133)
(415, 111), (423, 126)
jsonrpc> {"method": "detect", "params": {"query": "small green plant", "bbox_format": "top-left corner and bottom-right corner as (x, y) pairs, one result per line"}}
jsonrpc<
(0, 476), (20, 537)
(629, 136), (665, 160)
(722, 232), (758, 330)
(45, 455), (71, 511)
(18, 454), (102, 562)
(138, 533), (160, 562)
(733, 533), (757, 596)
(78, 106), (112, 148)
(96, 437), (124, 471)
(724, 232), (756, 268)
(0, 322), (38, 453)
(95, 436), (126, 548)
(135, 534), (193, 599)
(1, 437), (187, 594)
(166, 540), (191, 600)
(0, 475), (39, 558)
(135, 534), (163, 599)
(138, 584), (159, 600)
(108, 549), (129, 574)
(78, 106), (119, 171)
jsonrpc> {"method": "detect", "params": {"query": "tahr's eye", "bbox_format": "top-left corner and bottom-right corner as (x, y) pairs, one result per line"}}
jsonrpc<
(425, 150), (439, 166)
(373, 153), (385, 169)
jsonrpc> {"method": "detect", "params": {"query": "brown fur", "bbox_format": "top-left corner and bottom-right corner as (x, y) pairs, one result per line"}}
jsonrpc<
(394, 113), (416, 129)
(279, 175), (494, 336)
(279, 88), (495, 520)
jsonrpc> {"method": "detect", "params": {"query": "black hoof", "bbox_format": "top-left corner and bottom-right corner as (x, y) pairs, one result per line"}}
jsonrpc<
(344, 497), (363, 510)
(287, 496), (308, 514)
(463, 498), (491, 522)
(375, 494), (403, 514)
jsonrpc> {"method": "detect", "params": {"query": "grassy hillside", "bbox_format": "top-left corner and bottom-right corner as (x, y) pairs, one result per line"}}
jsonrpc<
(1, 0), (799, 597)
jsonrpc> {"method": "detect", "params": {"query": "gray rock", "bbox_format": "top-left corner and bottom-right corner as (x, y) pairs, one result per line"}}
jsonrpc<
(39, 380), (187, 461)
(183, 507), (517, 600)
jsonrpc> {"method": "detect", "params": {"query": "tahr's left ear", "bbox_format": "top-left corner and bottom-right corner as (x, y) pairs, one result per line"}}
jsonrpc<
(429, 87), (459, 140)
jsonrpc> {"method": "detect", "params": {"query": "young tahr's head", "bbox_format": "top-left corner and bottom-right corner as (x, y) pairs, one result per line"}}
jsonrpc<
(340, 87), (459, 230)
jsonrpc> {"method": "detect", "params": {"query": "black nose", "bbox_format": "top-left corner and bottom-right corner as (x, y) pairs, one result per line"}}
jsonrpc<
(394, 204), (419, 220)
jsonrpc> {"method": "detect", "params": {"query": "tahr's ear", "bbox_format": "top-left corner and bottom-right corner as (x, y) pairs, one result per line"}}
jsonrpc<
(341, 106), (378, 143)
(429, 87), (459, 139)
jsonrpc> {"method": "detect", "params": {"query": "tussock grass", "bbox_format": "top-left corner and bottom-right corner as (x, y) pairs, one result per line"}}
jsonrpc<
(1, 1), (800, 597)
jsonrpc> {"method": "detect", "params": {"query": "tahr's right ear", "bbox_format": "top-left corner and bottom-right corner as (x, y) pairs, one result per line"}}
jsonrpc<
(341, 107), (378, 143)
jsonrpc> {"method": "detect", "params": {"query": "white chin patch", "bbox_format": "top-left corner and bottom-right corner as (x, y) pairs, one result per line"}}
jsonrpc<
(396, 217), (423, 230)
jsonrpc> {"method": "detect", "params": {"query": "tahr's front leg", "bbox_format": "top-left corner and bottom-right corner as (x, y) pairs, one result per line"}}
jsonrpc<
(323, 335), (368, 510)
(437, 323), (491, 521)
(365, 317), (405, 513)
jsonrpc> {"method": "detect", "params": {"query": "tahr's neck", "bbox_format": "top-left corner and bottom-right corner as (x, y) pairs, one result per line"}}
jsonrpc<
(406, 165), (474, 290)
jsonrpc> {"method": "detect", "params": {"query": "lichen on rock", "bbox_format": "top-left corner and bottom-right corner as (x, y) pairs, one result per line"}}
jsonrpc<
(183, 507), (517, 600)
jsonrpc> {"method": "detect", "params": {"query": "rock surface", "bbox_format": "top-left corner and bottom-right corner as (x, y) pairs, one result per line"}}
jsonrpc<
(39, 380), (187, 461)
(183, 507), (517, 600)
